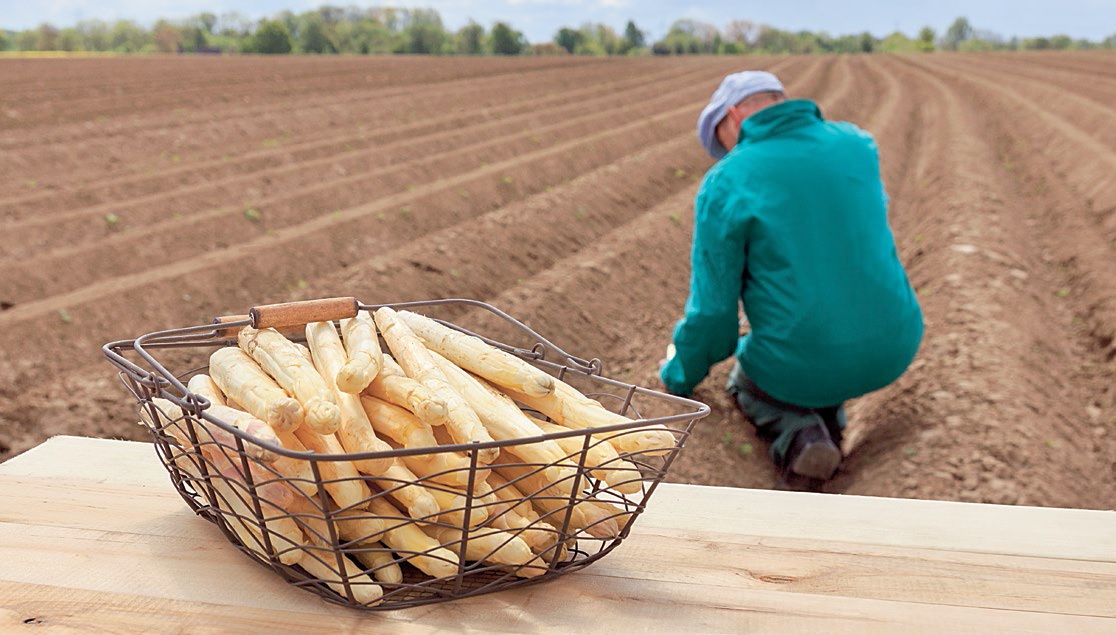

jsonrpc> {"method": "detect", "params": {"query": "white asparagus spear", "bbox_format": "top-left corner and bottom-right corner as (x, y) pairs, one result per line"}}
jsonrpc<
(238, 326), (341, 435)
(428, 351), (573, 485)
(340, 500), (460, 579)
(365, 356), (449, 428)
(374, 307), (497, 463)
(209, 347), (304, 433)
(359, 395), (474, 489)
(398, 310), (554, 397)
(530, 417), (643, 495)
(503, 377), (676, 456)
(305, 321), (394, 476)
(336, 310), (384, 394)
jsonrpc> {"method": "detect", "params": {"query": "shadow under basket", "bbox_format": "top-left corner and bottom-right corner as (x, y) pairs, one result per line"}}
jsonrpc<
(103, 297), (710, 610)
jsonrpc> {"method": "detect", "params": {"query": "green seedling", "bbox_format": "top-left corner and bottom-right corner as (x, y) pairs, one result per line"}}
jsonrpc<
(737, 443), (754, 457)
(668, 212), (681, 224)
(244, 208), (261, 222)
(58, 309), (73, 324)
(674, 168), (687, 179)
(104, 213), (121, 228)
(575, 207), (587, 220)
(297, 279), (308, 290)
(1055, 287), (1070, 298)
(501, 176), (514, 185)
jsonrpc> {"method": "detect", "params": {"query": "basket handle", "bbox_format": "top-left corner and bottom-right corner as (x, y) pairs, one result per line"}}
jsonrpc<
(213, 297), (359, 335)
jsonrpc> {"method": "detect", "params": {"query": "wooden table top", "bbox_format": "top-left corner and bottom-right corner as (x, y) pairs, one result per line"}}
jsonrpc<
(1, 436), (1114, 633)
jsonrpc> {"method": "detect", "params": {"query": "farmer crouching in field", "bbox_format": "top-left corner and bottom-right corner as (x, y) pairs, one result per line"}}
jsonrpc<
(660, 71), (923, 489)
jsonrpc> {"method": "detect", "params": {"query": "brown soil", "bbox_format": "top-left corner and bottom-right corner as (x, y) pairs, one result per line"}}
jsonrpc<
(1, 53), (1114, 511)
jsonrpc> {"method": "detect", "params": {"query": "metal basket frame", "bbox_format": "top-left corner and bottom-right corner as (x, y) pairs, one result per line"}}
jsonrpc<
(103, 298), (709, 610)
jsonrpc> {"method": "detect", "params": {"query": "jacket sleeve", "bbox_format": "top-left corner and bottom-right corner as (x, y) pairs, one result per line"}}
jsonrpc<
(660, 174), (747, 397)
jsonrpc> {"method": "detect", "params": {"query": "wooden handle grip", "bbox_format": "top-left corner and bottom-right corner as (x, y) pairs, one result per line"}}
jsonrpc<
(213, 314), (250, 338)
(249, 297), (359, 330)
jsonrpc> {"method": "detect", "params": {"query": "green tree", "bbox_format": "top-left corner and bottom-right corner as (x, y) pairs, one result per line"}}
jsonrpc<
(179, 26), (208, 52)
(76, 20), (111, 51)
(16, 30), (37, 51)
(724, 20), (759, 51)
(1049, 34), (1073, 49)
(351, 18), (397, 54)
(57, 28), (82, 51)
(300, 15), (337, 53)
(655, 19), (719, 54)
(455, 21), (485, 55)
(592, 23), (622, 55)
(622, 20), (645, 52)
(917, 26), (936, 52)
(152, 20), (180, 53)
(554, 27), (583, 54)
(36, 23), (59, 50)
(400, 9), (446, 54)
(253, 20), (293, 54)
(110, 20), (149, 52)
(490, 21), (524, 55)
(0, 31), (9, 51)
(197, 12), (218, 34)
(880, 31), (917, 53)
(859, 32), (876, 53)
(942, 17), (972, 51)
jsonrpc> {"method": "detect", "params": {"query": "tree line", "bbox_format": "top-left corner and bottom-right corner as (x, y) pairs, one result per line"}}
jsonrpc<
(1, 9), (1114, 56)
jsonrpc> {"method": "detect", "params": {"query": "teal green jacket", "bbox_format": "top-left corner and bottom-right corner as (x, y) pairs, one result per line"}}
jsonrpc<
(660, 99), (923, 406)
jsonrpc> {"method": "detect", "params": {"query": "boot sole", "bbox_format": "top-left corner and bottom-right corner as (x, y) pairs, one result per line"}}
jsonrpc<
(789, 439), (842, 481)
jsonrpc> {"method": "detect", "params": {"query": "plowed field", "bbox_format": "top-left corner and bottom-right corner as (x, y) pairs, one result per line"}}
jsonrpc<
(2, 52), (1114, 510)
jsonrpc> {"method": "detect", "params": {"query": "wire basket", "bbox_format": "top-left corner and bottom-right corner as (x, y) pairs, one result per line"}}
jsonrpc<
(103, 297), (709, 610)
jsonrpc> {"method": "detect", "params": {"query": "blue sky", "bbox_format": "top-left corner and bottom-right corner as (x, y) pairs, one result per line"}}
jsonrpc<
(4, 0), (1116, 42)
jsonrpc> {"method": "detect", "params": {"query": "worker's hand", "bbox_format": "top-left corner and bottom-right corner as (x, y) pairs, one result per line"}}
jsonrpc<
(656, 344), (683, 395)
(656, 344), (674, 374)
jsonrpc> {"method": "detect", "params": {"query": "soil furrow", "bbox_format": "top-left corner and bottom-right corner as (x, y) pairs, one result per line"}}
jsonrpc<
(0, 60), (762, 225)
(0, 63), (727, 218)
(843, 54), (1116, 509)
(0, 67), (740, 298)
(0, 59), (714, 195)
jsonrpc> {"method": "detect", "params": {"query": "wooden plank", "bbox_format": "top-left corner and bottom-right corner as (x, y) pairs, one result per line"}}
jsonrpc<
(2, 577), (1113, 635)
(8, 436), (1116, 563)
(0, 522), (327, 615)
(2, 477), (1115, 619)
(641, 484), (1116, 563)
(0, 436), (171, 487)
(4, 436), (1116, 631)
(608, 529), (1116, 618)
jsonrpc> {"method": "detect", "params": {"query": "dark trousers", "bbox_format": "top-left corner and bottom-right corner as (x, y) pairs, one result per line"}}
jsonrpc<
(725, 363), (846, 467)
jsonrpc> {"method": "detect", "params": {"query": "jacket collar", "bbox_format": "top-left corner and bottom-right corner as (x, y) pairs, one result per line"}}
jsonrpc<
(739, 99), (823, 144)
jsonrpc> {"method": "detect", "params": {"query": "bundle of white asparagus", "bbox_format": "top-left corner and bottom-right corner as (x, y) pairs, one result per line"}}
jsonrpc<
(144, 307), (675, 605)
